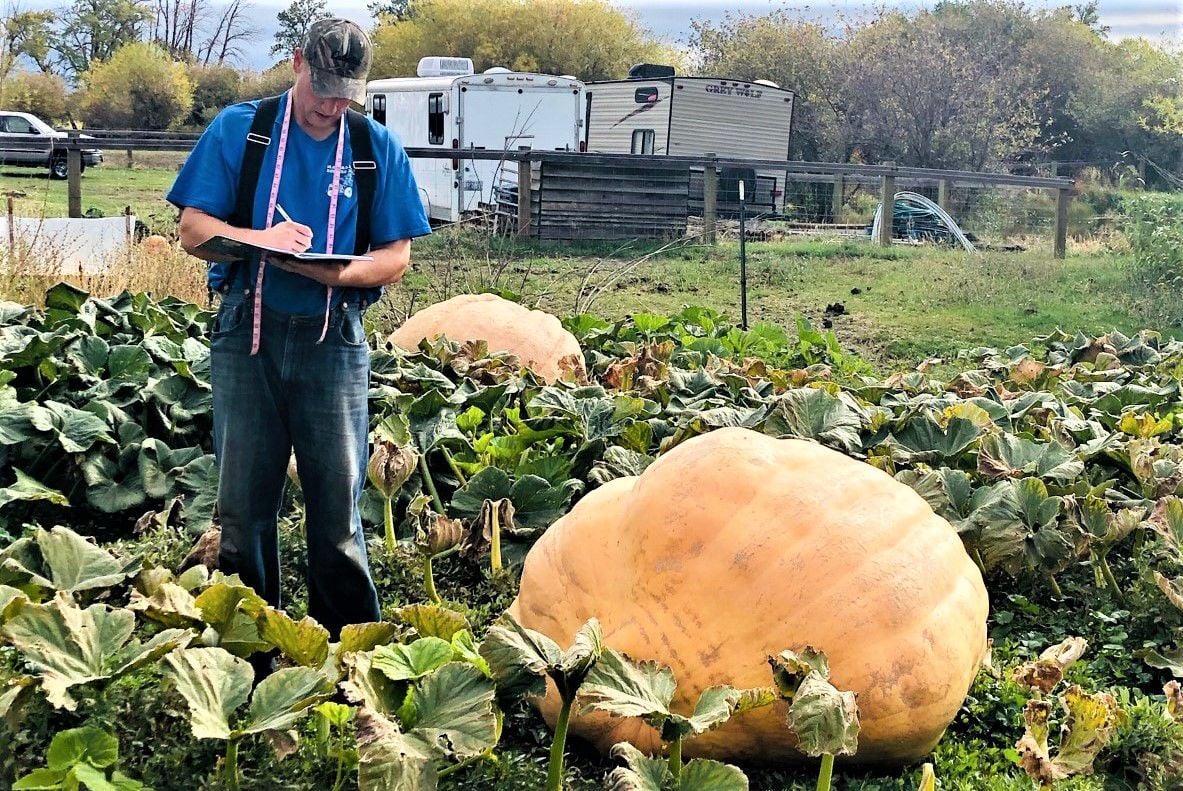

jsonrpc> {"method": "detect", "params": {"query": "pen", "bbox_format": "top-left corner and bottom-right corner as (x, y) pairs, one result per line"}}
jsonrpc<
(275, 203), (295, 224)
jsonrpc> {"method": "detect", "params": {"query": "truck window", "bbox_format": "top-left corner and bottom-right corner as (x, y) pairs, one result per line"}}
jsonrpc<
(372, 94), (386, 126)
(428, 93), (445, 145)
(631, 129), (654, 155)
(5, 116), (34, 134)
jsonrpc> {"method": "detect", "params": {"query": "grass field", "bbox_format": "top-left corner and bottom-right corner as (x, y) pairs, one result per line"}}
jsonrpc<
(0, 163), (1173, 369)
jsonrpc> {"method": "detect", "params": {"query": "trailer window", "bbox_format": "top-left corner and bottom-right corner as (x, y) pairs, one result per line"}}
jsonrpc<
(428, 93), (445, 145)
(631, 129), (654, 155)
(371, 94), (386, 125)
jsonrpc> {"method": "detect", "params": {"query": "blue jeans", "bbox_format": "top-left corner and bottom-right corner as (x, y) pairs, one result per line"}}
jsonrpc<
(210, 287), (380, 639)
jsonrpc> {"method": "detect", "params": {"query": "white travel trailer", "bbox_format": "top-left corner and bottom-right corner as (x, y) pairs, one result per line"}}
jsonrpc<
(366, 57), (585, 223)
(584, 66), (795, 214)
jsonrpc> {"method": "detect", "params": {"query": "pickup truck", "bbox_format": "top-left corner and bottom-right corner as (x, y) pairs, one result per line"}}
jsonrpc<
(0, 111), (103, 179)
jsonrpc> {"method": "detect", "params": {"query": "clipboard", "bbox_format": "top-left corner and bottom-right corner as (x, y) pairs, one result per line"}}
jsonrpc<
(193, 234), (374, 264)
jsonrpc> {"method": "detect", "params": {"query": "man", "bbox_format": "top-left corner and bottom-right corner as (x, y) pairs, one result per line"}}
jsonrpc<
(168, 18), (431, 645)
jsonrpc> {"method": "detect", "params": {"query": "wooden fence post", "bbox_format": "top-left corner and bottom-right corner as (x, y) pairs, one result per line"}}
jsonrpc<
(938, 179), (950, 211)
(516, 157), (533, 238)
(876, 160), (896, 247)
(1053, 187), (1070, 260)
(703, 153), (718, 245)
(831, 174), (844, 223)
(67, 131), (82, 219)
(126, 149), (134, 169)
(7, 196), (15, 254)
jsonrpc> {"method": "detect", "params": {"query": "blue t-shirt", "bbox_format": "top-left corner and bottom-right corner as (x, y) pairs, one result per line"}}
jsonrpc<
(167, 91), (432, 315)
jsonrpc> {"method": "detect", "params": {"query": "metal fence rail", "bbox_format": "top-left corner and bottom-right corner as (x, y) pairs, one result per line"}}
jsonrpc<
(0, 133), (1077, 256)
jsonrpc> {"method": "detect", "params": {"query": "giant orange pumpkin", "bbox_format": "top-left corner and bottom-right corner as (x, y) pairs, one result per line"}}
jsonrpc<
(509, 427), (989, 764)
(388, 294), (584, 384)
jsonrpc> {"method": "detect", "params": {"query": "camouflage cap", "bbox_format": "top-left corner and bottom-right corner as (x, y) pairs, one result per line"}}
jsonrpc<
(303, 18), (373, 104)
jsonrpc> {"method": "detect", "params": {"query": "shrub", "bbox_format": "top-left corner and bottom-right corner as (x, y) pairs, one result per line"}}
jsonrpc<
(78, 42), (194, 130)
(0, 71), (69, 124)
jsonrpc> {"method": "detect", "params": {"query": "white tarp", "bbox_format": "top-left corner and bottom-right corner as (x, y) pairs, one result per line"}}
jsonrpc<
(0, 215), (136, 274)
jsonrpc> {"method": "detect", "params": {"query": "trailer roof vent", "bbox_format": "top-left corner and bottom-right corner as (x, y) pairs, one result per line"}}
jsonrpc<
(483, 66), (512, 74)
(754, 79), (781, 88)
(416, 56), (474, 77)
(628, 63), (675, 79)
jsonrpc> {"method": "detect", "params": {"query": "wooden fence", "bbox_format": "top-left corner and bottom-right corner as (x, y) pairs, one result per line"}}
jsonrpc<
(4, 132), (1077, 257)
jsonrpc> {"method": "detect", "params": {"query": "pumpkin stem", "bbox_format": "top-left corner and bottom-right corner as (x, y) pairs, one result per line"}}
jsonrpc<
(423, 554), (441, 604)
(225, 736), (241, 791)
(1045, 572), (1064, 599)
(668, 736), (683, 784)
(816, 752), (834, 791)
(419, 453), (446, 514)
(1097, 554), (1123, 600)
(546, 696), (574, 791)
(383, 495), (396, 554)
(491, 501), (503, 573)
(442, 446), (467, 486)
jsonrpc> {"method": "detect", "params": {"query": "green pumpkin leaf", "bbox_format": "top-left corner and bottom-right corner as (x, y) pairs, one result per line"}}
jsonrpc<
(394, 604), (469, 642)
(194, 580), (269, 658)
(3, 592), (190, 710)
(46, 725), (119, 770)
(411, 662), (498, 758)
(762, 388), (862, 454)
(256, 609), (330, 669)
(0, 469), (69, 511)
(679, 758), (750, 790)
(356, 708), (439, 791)
(339, 622), (401, 655)
(978, 433), (1084, 483)
(606, 742), (667, 791)
(34, 401), (113, 454)
(241, 666), (334, 734)
(787, 673), (860, 758)
(892, 416), (981, 462)
(373, 637), (455, 682)
(341, 650), (404, 716)
(581, 648), (676, 729)
(164, 646), (252, 740)
(13, 767), (68, 790)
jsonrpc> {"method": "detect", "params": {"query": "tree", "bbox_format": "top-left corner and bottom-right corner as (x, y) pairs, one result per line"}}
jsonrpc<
(52, 0), (153, 79)
(238, 61), (292, 101)
(0, 69), (68, 121)
(78, 41), (193, 128)
(689, 11), (848, 161)
(197, 0), (258, 65)
(371, 0), (678, 81)
(186, 61), (240, 125)
(152, 0), (204, 58)
(0, 7), (55, 80)
(367, 0), (409, 22)
(270, 0), (327, 57)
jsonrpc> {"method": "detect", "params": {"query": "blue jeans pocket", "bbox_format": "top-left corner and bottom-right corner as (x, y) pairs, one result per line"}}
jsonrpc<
(212, 300), (246, 338)
(336, 310), (367, 348)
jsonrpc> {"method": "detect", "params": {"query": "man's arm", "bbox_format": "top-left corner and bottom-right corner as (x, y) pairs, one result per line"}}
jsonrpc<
(178, 206), (314, 263)
(269, 238), (412, 288)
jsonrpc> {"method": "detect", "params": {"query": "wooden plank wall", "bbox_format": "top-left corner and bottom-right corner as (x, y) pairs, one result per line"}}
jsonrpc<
(533, 159), (689, 241)
(688, 168), (777, 218)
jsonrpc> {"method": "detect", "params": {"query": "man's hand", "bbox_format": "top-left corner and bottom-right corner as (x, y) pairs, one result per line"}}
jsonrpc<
(268, 239), (413, 289)
(257, 221), (314, 254)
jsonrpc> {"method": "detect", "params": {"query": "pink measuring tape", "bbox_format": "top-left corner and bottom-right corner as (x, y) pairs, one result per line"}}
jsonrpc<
(250, 90), (348, 355)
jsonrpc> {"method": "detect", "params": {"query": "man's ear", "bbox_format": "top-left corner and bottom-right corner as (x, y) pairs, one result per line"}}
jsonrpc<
(292, 48), (304, 74)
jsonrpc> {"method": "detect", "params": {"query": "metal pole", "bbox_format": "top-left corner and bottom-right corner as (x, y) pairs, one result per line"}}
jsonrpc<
(703, 153), (718, 245)
(739, 179), (748, 330)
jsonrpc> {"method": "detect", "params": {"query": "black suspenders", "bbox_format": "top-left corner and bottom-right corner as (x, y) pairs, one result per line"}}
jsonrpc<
(220, 96), (377, 293)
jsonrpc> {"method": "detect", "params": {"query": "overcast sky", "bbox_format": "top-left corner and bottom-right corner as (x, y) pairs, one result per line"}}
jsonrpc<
(237, 0), (1181, 73)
